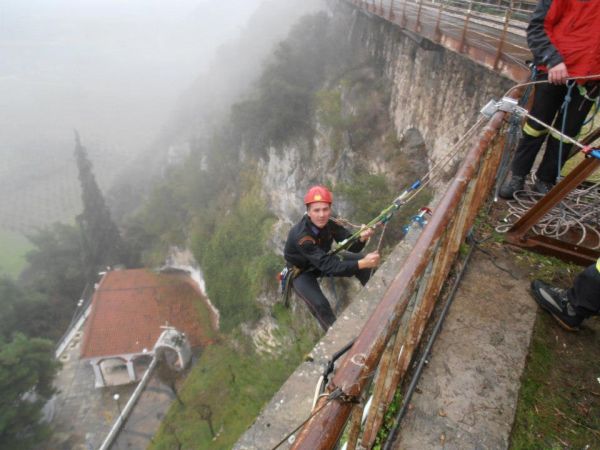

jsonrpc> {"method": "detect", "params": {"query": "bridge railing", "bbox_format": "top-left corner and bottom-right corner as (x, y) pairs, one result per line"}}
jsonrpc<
(290, 108), (509, 448)
(352, 0), (534, 80)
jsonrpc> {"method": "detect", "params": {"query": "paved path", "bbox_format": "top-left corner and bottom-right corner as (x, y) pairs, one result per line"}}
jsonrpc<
(393, 248), (536, 449)
(47, 328), (175, 450)
(112, 379), (175, 450)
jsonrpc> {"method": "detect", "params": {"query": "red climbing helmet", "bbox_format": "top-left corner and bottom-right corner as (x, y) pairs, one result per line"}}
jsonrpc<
(304, 185), (333, 205)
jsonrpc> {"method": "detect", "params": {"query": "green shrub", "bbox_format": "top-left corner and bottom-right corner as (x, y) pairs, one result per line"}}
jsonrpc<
(191, 179), (279, 331)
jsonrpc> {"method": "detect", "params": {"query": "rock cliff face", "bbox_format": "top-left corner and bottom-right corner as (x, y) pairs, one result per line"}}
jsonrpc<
(257, 2), (511, 256)
(128, 2), (514, 344)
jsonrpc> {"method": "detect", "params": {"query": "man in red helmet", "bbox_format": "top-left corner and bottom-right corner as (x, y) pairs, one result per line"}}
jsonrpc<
(284, 185), (381, 330)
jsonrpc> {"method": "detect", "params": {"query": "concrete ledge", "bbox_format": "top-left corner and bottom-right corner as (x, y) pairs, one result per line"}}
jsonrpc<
(235, 228), (422, 449)
(392, 251), (535, 449)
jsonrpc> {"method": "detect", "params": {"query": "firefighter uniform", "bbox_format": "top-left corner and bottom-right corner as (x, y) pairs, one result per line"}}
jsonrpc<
(284, 214), (370, 330)
(502, 0), (600, 197)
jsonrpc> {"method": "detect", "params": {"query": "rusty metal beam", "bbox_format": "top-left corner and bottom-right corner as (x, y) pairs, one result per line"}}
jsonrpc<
(508, 235), (599, 266)
(506, 127), (600, 264)
(290, 109), (508, 450)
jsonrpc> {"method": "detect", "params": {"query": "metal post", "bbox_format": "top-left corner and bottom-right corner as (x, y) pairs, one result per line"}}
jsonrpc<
(415, 0), (424, 32)
(113, 393), (122, 415)
(434, 0), (445, 41)
(493, 8), (511, 70)
(459, 1), (472, 53)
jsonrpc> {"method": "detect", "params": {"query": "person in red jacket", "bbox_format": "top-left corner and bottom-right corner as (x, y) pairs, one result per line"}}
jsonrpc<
(499, 0), (600, 199)
(284, 186), (380, 330)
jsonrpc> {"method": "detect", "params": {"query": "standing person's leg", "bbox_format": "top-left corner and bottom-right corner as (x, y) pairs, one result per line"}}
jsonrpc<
(510, 82), (566, 177)
(292, 271), (336, 330)
(536, 84), (598, 186)
(568, 258), (600, 316)
(531, 258), (600, 331)
(500, 82), (565, 199)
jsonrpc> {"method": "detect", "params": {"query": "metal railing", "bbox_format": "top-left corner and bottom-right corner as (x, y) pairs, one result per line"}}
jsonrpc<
(349, 0), (534, 80)
(290, 108), (509, 448)
(54, 281), (96, 358)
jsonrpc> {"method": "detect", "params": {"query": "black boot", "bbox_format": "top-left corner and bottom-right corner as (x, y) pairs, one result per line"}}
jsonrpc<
(533, 179), (554, 195)
(499, 175), (525, 200)
(531, 280), (584, 331)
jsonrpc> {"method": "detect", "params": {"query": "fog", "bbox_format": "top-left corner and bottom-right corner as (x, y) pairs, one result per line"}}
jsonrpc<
(1, 0), (326, 236)
(0, 0), (264, 159)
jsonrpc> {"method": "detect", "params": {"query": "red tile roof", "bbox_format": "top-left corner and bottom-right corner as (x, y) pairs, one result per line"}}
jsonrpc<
(80, 269), (215, 359)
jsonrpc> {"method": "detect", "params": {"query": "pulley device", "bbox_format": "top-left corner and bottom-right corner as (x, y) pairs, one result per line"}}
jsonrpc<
(480, 96), (587, 152)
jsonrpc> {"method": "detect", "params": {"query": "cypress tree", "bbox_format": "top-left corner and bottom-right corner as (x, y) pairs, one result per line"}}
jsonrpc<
(74, 131), (124, 279)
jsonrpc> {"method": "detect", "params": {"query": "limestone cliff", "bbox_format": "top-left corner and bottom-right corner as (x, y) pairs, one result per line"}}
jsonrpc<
(122, 1), (513, 342)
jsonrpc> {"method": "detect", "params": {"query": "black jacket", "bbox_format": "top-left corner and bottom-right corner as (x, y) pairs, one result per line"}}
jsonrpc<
(284, 215), (365, 276)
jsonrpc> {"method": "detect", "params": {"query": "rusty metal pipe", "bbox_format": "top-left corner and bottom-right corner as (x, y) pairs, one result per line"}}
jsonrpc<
(291, 110), (508, 450)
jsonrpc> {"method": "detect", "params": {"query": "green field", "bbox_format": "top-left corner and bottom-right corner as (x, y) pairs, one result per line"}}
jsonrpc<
(0, 228), (33, 279)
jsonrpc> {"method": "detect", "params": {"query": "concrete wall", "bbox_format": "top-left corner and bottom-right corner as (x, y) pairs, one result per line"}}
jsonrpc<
(349, 6), (513, 168)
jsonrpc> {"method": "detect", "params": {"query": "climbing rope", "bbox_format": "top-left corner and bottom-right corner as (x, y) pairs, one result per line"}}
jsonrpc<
(270, 386), (359, 450)
(496, 177), (600, 249)
(492, 73), (600, 246)
(504, 74), (600, 98)
(275, 72), (600, 450)
(330, 115), (488, 255)
(556, 80), (576, 182)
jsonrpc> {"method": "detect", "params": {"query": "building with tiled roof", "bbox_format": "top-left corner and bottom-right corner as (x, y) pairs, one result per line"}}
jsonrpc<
(80, 268), (216, 387)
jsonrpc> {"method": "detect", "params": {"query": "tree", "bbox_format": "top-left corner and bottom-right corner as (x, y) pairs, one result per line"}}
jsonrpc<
(74, 131), (124, 279)
(22, 223), (88, 340)
(0, 333), (60, 450)
(0, 278), (54, 340)
(197, 403), (215, 438)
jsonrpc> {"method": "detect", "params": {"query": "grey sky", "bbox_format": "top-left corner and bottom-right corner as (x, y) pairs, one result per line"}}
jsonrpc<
(0, 0), (262, 159)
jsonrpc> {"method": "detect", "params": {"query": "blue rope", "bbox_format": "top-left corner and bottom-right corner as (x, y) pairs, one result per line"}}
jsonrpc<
(557, 80), (575, 182)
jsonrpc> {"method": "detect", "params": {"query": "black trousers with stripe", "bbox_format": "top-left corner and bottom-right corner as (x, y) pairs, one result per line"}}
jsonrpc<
(292, 253), (371, 331)
(511, 79), (596, 183)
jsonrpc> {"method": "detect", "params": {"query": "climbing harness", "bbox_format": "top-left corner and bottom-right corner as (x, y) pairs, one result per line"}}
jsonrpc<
(279, 266), (303, 307)
(329, 180), (423, 255)
(278, 102), (491, 305)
